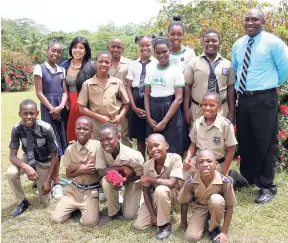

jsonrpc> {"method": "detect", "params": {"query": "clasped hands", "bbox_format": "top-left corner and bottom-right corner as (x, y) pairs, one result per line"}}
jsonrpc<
(147, 118), (167, 132)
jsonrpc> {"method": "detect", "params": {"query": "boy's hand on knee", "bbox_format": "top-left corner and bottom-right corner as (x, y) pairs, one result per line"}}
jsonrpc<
(183, 158), (192, 171)
(42, 180), (52, 195)
(24, 166), (38, 181)
(140, 176), (150, 184)
(215, 233), (228, 243)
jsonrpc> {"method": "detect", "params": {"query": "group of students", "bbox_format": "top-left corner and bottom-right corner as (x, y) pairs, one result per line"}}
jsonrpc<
(7, 15), (251, 243)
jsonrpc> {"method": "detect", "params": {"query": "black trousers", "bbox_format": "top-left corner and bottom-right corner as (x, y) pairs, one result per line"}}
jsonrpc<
(236, 89), (278, 195)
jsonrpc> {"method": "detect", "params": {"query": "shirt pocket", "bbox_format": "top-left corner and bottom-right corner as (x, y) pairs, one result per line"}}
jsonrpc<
(36, 138), (46, 147)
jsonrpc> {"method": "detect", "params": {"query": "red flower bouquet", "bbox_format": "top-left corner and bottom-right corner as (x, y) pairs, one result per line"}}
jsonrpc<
(104, 170), (126, 187)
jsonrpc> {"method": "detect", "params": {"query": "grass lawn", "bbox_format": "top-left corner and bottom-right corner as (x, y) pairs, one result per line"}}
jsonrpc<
(1, 89), (288, 243)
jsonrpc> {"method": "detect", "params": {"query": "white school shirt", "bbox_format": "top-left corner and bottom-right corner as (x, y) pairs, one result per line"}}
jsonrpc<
(144, 63), (185, 97)
(169, 46), (196, 73)
(33, 61), (66, 78)
(126, 57), (157, 87)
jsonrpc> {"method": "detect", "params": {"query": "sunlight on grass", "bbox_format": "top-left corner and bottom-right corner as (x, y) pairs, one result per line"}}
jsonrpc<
(1, 89), (288, 243)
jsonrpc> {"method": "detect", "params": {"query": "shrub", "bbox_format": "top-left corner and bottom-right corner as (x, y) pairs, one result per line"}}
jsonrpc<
(1, 50), (34, 92)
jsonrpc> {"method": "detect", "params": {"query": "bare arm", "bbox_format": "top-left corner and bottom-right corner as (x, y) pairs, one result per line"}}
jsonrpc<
(34, 75), (54, 111)
(221, 146), (235, 176)
(184, 84), (192, 124)
(144, 86), (152, 120)
(141, 176), (178, 189)
(143, 186), (157, 224)
(227, 84), (235, 123)
(126, 79), (137, 110)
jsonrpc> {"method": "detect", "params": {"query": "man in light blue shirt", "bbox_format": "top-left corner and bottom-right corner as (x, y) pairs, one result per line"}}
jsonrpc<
(232, 8), (288, 204)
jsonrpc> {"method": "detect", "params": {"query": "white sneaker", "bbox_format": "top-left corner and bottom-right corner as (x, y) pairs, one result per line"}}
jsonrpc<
(52, 184), (64, 198)
(119, 193), (124, 204)
(99, 192), (106, 202)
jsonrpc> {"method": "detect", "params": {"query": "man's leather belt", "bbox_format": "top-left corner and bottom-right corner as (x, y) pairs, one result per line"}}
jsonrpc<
(238, 88), (275, 96)
(72, 181), (100, 190)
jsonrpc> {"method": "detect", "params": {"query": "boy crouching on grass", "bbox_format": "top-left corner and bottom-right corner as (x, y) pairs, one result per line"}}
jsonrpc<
(178, 149), (236, 243)
(7, 99), (58, 217)
(134, 133), (184, 240)
(51, 116), (101, 226)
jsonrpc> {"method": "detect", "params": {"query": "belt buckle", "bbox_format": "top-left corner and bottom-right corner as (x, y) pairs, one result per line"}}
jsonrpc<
(246, 91), (254, 96)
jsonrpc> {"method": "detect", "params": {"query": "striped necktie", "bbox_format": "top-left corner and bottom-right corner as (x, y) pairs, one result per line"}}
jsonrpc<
(239, 38), (254, 94)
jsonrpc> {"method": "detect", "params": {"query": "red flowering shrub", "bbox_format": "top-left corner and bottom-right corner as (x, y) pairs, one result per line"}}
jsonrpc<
(1, 51), (34, 92)
(104, 170), (126, 187)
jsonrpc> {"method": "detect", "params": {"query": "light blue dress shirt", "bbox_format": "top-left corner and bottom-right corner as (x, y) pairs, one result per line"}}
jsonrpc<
(232, 31), (288, 91)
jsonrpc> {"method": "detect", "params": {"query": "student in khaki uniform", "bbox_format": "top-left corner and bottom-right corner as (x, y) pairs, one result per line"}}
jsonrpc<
(51, 116), (101, 226)
(178, 150), (237, 243)
(107, 38), (132, 148)
(96, 123), (144, 220)
(78, 51), (129, 140)
(134, 134), (184, 240)
(184, 30), (235, 126)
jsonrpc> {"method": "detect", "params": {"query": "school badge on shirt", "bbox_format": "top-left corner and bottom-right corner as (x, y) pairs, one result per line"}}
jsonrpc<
(222, 68), (229, 76)
(152, 76), (166, 87)
(213, 136), (221, 145)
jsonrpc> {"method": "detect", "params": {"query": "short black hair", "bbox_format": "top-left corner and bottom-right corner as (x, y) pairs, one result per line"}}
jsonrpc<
(203, 92), (221, 104)
(196, 149), (216, 162)
(47, 39), (61, 49)
(69, 37), (92, 62)
(19, 99), (37, 111)
(107, 38), (124, 47)
(135, 35), (156, 44)
(153, 37), (171, 50)
(203, 29), (221, 42)
(95, 51), (112, 61)
(99, 123), (119, 135)
(168, 15), (185, 33)
(76, 116), (93, 128)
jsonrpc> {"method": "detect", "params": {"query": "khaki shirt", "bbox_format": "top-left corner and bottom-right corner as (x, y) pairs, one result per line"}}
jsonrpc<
(189, 115), (237, 159)
(178, 170), (237, 207)
(77, 75), (129, 117)
(143, 153), (184, 188)
(109, 56), (131, 86)
(184, 53), (235, 104)
(62, 139), (101, 184)
(95, 143), (144, 176)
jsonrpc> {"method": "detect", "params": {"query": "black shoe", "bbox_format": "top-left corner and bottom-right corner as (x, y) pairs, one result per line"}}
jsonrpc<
(71, 209), (81, 219)
(156, 223), (172, 240)
(11, 199), (30, 217)
(209, 226), (221, 241)
(228, 169), (249, 188)
(110, 209), (123, 220)
(255, 193), (274, 204)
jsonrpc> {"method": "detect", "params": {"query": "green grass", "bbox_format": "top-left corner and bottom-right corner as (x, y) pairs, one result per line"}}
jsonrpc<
(2, 89), (288, 243)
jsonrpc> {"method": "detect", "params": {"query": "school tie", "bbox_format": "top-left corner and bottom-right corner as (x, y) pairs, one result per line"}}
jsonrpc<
(239, 38), (254, 94)
(139, 60), (151, 98)
(202, 56), (221, 93)
(26, 128), (36, 170)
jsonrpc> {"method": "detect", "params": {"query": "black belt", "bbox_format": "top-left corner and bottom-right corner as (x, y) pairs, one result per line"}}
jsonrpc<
(150, 95), (175, 102)
(72, 181), (101, 190)
(192, 97), (227, 106)
(217, 157), (225, 164)
(238, 88), (275, 96)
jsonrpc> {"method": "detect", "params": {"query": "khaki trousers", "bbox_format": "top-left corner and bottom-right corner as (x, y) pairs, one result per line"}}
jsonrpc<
(186, 194), (225, 242)
(102, 178), (142, 219)
(51, 185), (99, 226)
(7, 156), (51, 205)
(120, 116), (132, 148)
(134, 185), (178, 229)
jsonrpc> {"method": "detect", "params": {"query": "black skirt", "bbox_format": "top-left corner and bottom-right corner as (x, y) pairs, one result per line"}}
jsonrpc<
(128, 88), (147, 140)
(147, 95), (189, 155)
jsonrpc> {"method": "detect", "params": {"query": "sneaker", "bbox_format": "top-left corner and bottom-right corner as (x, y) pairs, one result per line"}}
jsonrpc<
(11, 199), (30, 217)
(119, 192), (124, 204)
(156, 223), (172, 240)
(209, 227), (221, 242)
(52, 184), (64, 198)
(110, 209), (123, 220)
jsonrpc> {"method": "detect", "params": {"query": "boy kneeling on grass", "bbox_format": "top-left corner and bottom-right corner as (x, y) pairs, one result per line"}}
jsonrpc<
(7, 99), (58, 217)
(134, 133), (184, 240)
(51, 116), (101, 226)
(178, 149), (236, 243)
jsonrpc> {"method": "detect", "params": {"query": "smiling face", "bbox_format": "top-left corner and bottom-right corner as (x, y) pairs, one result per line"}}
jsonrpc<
(72, 42), (86, 61)
(95, 54), (112, 74)
(203, 32), (221, 57)
(46, 43), (62, 64)
(168, 25), (184, 49)
(201, 94), (221, 119)
(138, 37), (153, 59)
(99, 128), (120, 154)
(154, 43), (170, 68)
(147, 134), (168, 161)
(196, 150), (217, 177)
(108, 39), (124, 59)
(244, 9), (265, 37)
(75, 118), (92, 144)
(19, 104), (39, 128)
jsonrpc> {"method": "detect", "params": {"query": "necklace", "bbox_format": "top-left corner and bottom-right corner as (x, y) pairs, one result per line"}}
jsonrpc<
(71, 60), (82, 70)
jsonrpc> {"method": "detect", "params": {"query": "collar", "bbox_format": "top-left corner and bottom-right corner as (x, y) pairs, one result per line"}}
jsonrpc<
(44, 61), (63, 73)
(199, 115), (223, 129)
(137, 56), (155, 63)
(193, 170), (223, 185)
(120, 56), (129, 64)
(244, 31), (263, 43)
(171, 46), (187, 55)
(90, 74), (113, 85)
(200, 52), (222, 63)
(75, 139), (92, 152)
(21, 120), (38, 131)
(148, 154), (170, 172)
